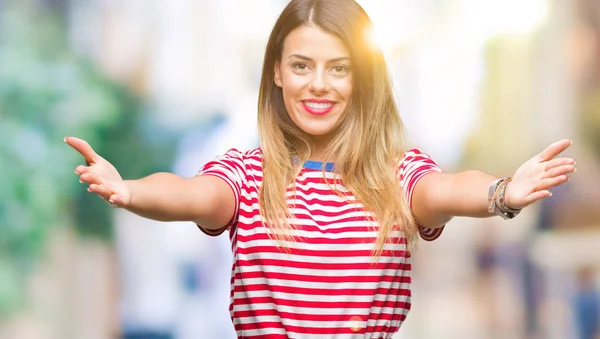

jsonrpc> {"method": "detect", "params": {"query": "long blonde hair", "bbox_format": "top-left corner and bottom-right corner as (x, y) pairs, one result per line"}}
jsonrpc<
(257, 0), (418, 254)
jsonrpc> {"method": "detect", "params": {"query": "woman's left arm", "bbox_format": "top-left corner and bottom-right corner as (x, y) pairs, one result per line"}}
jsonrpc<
(411, 139), (576, 229)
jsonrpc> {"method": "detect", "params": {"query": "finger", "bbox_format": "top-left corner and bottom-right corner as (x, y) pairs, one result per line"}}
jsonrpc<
(536, 139), (572, 162)
(535, 175), (570, 191)
(64, 136), (99, 165)
(80, 172), (105, 185)
(525, 190), (553, 205)
(108, 194), (125, 208)
(88, 183), (113, 198)
(544, 157), (576, 170)
(544, 164), (576, 179)
(75, 165), (89, 175)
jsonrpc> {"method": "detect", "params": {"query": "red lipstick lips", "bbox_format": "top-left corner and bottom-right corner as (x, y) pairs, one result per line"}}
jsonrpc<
(302, 99), (336, 115)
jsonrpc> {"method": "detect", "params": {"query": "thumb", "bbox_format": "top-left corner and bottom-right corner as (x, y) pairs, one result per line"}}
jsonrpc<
(108, 193), (128, 208)
(64, 136), (100, 165)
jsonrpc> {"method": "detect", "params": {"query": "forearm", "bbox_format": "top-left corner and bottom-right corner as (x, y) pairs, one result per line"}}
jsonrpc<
(439, 170), (497, 218)
(409, 139), (574, 228)
(125, 172), (203, 222)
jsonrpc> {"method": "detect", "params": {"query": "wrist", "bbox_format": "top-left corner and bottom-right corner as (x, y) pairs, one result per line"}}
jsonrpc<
(503, 182), (520, 211)
(488, 177), (521, 220)
(123, 180), (136, 208)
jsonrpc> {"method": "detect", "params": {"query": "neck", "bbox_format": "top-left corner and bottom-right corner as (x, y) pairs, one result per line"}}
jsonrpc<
(307, 134), (336, 162)
(308, 144), (332, 162)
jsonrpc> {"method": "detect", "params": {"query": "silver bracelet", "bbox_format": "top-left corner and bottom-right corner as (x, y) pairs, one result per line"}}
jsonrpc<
(488, 177), (521, 220)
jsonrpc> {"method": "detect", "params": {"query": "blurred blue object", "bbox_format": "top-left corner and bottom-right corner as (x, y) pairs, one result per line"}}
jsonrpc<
(573, 268), (600, 339)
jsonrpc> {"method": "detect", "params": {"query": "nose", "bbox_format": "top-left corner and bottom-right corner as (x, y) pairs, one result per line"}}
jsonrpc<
(308, 70), (329, 94)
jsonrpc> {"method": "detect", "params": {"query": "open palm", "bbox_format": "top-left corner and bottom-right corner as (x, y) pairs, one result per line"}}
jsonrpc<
(65, 136), (130, 208)
(505, 139), (576, 210)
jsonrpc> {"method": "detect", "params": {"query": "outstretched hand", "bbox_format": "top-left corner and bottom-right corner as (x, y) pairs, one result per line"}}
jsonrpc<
(64, 136), (131, 208)
(505, 139), (576, 210)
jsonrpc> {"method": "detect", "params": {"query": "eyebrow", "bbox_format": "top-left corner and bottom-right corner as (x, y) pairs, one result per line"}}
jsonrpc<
(287, 54), (351, 63)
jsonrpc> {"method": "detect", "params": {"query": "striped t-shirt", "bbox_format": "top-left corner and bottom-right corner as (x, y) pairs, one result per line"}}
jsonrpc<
(197, 147), (444, 338)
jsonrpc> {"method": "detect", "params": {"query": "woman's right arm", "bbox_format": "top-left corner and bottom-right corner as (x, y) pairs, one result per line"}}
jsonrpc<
(65, 136), (235, 231)
(124, 174), (235, 229)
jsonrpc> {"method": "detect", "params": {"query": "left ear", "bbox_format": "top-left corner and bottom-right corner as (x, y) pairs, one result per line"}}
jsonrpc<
(274, 61), (282, 88)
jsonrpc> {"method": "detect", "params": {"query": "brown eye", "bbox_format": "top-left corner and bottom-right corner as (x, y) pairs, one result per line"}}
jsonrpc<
(292, 63), (309, 72)
(332, 65), (349, 75)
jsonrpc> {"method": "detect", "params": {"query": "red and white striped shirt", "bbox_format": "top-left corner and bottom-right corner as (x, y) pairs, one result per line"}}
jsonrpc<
(197, 148), (444, 338)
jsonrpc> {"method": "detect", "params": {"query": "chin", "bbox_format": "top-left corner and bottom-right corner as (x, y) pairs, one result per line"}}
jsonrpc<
(295, 121), (337, 137)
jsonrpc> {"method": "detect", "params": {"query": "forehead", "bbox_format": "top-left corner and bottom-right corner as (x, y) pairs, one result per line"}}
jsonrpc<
(281, 25), (350, 60)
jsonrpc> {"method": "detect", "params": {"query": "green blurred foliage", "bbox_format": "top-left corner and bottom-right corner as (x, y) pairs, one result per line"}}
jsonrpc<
(0, 3), (175, 317)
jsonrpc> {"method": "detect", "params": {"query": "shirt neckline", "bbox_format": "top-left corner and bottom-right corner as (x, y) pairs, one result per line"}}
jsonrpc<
(302, 160), (336, 172)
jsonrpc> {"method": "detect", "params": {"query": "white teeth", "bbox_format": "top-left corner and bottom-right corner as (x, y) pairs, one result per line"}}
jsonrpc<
(305, 102), (333, 110)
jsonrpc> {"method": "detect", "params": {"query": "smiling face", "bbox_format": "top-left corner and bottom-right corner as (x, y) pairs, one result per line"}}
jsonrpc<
(274, 25), (353, 153)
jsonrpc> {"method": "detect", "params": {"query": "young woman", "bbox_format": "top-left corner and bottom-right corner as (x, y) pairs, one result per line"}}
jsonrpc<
(65, 0), (576, 337)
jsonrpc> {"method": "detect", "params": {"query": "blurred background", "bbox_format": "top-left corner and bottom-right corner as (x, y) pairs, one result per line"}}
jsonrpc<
(0, 0), (599, 338)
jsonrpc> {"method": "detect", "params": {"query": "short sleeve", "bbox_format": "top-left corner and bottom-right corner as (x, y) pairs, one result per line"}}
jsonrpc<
(398, 149), (445, 241)
(195, 148), (246, 236)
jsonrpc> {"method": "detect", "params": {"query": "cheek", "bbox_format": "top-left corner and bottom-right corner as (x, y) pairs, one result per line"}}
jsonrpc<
(281, 86), (299, 111)
(281, 72), (306, 95)
(335, 77), (353, 102)
(343, 86), (352, 102)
